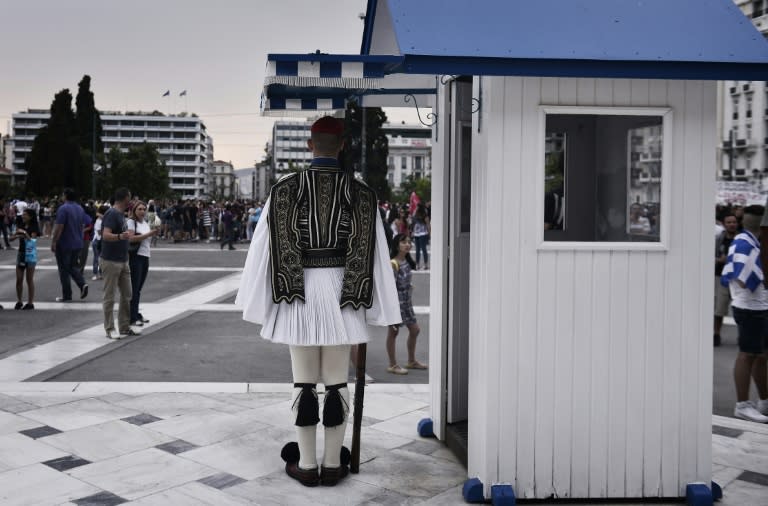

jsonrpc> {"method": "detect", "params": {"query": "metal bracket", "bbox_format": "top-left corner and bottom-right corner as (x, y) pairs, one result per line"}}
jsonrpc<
(404, 94), (438, 127)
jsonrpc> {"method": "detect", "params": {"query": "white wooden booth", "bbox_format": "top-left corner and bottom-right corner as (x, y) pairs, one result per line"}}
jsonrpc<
(261, 0), (768, 502)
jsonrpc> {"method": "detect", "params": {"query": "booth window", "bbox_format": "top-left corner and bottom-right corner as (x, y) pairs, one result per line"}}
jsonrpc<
(543, 112), (664, 243)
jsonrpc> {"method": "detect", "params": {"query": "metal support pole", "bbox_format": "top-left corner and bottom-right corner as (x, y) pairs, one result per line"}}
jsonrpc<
(729, 129), (735, 181)
(91, 111), (96, 198)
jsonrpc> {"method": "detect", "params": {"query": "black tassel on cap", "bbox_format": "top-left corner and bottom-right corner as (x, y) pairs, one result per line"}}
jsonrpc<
(293, 383), (319, 427)
(322, 383), (348, 428)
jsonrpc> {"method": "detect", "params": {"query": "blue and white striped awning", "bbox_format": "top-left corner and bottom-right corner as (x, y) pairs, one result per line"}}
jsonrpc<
(261, 53), (436, 116)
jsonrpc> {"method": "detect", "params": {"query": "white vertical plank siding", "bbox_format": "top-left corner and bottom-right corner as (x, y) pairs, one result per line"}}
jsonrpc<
(535, 251), (558, 498)
(461, 75), (713, 500)
(428, 85), (450, 441)
(696, 81), (716, 485)
(570, 251), (594, 498)
(625, 78), (652, 498)
(660, 79), (686, 497)
(514, 76), (543, 498)
(467, 75), (504, 494)
(678, 80), (705, 493)
(553, 250), (576, 497)
(589, 251), (612, 498)
(607, 251), (630, 497)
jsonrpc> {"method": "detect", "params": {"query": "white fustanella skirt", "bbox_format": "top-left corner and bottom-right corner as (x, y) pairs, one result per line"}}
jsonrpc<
(235, 198), (401, 346)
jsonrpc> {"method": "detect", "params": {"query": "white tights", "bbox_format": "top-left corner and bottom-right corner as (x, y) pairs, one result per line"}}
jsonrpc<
(290, 345), (350, 469)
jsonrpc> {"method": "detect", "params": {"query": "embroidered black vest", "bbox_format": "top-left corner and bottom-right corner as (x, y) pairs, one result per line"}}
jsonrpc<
(268, 164), (378, 309)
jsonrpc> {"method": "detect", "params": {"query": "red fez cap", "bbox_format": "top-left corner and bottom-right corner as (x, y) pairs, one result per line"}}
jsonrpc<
(311, 116), (344, 135)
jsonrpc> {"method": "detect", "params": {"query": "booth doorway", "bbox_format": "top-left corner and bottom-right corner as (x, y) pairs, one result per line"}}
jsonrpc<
(445, 77), (473, 465)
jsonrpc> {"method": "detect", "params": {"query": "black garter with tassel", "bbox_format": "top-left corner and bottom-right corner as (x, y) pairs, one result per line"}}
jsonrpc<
(293, 383), (319, 427)
(323, 383), (348, 428)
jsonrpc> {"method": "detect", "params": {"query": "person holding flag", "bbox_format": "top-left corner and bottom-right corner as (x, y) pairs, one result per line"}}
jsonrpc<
(721, 204), (768, 423)
(236, 116), (401, 486)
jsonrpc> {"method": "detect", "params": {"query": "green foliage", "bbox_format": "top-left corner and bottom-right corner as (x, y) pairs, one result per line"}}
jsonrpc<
(25, 75), (106, 199)
(343, 102), (391, 201)
(395, 175), (431, 203)
(105, 144), (170, 200)
(25, 89), (86, 197)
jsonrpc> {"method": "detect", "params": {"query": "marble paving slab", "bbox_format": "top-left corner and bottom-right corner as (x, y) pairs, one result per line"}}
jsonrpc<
(112, 392), (240, 418)
(21, 398), (140, 431)
(0, 432), (69, 468)
(368, 409), (431, 441)
(143, 408), (268, 446)
(181, 426), (295, 480)
(42, 419), (175, 461)
(0, 463), (99, 506)
(127, 481), (251, 506)
(0, 410), (41, 435)
(358, 392), (428, 421)
(712, 433), (768, 475)
(66, 448), (217, 501)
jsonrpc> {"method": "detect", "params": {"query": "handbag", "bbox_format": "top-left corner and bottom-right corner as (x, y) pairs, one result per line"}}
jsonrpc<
(128, 221), (140, 254)
(25, 238), (37, 263)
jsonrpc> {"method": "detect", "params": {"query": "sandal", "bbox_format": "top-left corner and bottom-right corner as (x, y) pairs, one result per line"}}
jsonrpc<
(386, 365), (409, 375)
(405, 361), (428, 370)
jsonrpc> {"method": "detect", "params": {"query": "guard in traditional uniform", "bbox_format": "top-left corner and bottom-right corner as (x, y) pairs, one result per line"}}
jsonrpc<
(236, 116), (400, 486)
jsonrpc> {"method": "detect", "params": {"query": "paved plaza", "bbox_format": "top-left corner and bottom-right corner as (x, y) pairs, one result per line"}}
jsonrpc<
(0, 239), (766, 504)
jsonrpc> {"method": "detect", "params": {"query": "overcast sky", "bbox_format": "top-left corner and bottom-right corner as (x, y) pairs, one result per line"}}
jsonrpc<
(0, 0), (422, 168)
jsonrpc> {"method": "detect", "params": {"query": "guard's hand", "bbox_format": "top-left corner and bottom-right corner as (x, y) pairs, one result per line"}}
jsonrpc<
(51, 241), (57, 253)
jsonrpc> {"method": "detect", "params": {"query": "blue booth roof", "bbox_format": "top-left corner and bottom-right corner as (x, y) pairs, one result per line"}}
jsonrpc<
(361, 0), (768, 80)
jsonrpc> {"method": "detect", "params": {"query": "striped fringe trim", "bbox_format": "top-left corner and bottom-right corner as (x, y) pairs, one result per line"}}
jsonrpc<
(264, 76), (381, 89)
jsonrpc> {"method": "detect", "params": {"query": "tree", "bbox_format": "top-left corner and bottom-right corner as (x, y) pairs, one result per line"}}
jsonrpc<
(343, 101), (391, 201)
(25, 89), (82, 196)
(397, 175), (431, 203)
(106, 144), (170, 200)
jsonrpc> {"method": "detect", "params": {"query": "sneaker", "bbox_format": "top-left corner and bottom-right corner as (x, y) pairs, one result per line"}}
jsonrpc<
(105, 329), (123, 340)
(92, 275), (99, 281)
(22, 303), (34, 310)
(80, 284), (89, 299)
(386, 365), (408, 375)
(758, 399), (768, 416)
(119, 328), (142, 338)
(55, 297), (72, 302)
(734, 401), (768, 423)
(14, 302), (23, 310)
(133, 320), (144, 327)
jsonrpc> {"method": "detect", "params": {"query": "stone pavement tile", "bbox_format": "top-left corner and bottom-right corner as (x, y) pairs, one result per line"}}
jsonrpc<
(42, 419), (174, 461)
(344, 424), (414, 452)
(126, 481), (251, 506)
(66, 448), (217, 501)
(712, 433), (768, 475)
(396, 439), (445, 456)
(719, 479), (768, 506)
(713, 464), (746, 489)
(737, 470), (768, 487)
(96, 392), (135, 404)
(712, 424), (744, 438)
(197, 471), (247, 489)
(0, 410), (40, 435)
(199, 392), (288, 411)
(42, 455), (91, 472)
(359, 393), (428, 421)
(122, 413), (163, 426)
(0, 432), (69, 468)
(0, 463), (100, 506)
(155, 439), (200, 455)
(225, 468), (397, 506)
(21, 398), (140, 431)
(0, 393), (37, 413)
(5, 392), (94, 408)
(181, 426), (294, 480)
(143, 408), (269, 446)
(351, 449), (466, 498)
(232, 400), (292, 428)
(72, 491), (128, 505)
(112, 392), (239, 418)
(19, 425), (62, 439)
(367, 409), (430, 441)
(420, 484), (467, 505)
(712, 414), (768, 436)
(430, 446), (462, 465)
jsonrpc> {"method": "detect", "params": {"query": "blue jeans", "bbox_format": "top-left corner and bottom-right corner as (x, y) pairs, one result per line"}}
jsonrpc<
(129, 253), (149, 322)
(55, 247), (85, 300)
(414, 235), (429, 267)
(92, 240), (102, 276)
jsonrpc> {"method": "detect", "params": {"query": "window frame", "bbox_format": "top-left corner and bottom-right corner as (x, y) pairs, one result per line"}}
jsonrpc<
(536, 105), (673, 252)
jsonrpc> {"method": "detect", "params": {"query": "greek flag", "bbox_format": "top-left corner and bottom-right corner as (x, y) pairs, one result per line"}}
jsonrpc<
(721, 231), (764, 291)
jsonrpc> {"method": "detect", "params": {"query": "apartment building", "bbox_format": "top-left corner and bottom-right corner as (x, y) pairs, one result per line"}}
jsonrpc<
(11, 109), (212, 198)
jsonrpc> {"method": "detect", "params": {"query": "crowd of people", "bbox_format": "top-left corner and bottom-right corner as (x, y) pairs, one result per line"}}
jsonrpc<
(715, 203), (768, 424)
